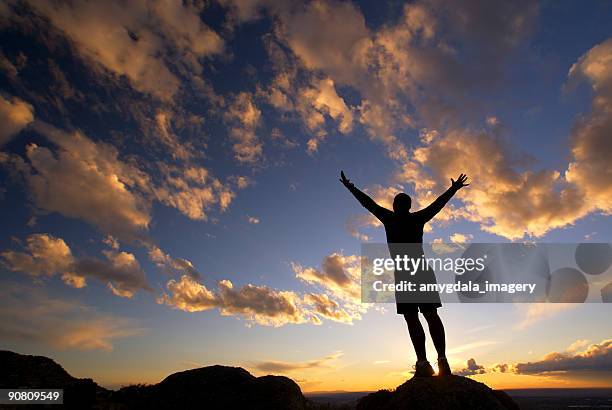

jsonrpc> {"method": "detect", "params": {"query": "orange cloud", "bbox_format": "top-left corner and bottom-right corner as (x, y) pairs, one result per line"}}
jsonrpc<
(0, 283), (145, 351)
(514, 339), (612, 375)
(24, 123), (151, 241)
(252, 351), (343, 373)
(158, 275), (316, 327)
(2, 233), (151, 297)
(293, 253), (361, 304)
(147, 245), (200, 279)
(298, 77), (354, 152)
(158, 260), (363, 327)
(22, 0), (223, 100)
(154, 163), (235, 221)
(224, 92), (263, 165)
(3, 122), (237, 238)
(0, 94), (33, 146)
(565, 39), (612, 216)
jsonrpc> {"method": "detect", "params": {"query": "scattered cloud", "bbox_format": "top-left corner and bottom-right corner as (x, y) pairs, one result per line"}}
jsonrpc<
(0, 94), (34, 146)
(0, 283), (145, 351)
(74, 250), (151, 298)
(252, 351), (342, 373)
(492, 363), (510, 373)
(154, 164), (235, 221)
(1, 233), (151, 297)
(154, 110), (195, 161)
(224, 92), (263, 165)
(253, 0), (537, 153)
(2, 122), (237, 239)
(394, 126), (589, 239)
(297, 77), (354, 152)
(292, 253), (361, 304)
(102, 235), (120, 250)
(147, 245), (200, 279)
(455, 358), (486, 377)
(230, 0), (611, 241)
(1, 233), (73, 278)
(514, 339), (612, 375)
(450, 233), (473, 243)
(158, 275), (316, 327)
(23, 0), (223, 100)
(565, 39), (612, 216)
(159, 259), (364, 327)
(23, 122), (152, 241)
(303, 293), (357, 324)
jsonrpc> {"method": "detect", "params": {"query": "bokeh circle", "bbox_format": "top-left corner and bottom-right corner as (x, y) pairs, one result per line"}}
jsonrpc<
(548, 267), (588, 303)
(575, 243), (612, 275)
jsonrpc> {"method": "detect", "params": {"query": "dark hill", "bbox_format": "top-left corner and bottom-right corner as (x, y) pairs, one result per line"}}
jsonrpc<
(0, 350), (104, 409)
(0, 351), (308, 409)
(357, 375), (519, 410)
(112, 365), (308, 409)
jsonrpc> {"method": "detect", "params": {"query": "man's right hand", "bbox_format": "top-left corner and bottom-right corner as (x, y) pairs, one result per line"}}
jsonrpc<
(451, 173), (469, 190)
(340, 171), (354, 189)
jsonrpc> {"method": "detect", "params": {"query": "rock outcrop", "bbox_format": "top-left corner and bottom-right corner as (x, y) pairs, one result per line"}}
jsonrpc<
(357, 375), (519, 410)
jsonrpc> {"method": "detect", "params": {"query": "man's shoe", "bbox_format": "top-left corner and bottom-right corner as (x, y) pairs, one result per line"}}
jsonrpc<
(413, 360), (435, 377)
(437, 358), (452, 376)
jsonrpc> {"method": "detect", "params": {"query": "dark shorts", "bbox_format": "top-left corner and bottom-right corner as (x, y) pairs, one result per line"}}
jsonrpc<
(394, 265), (441, 314)
(396, 302), (442, 314)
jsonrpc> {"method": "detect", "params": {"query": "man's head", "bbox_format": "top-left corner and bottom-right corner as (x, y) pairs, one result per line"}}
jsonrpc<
(393, 193), (411, 213)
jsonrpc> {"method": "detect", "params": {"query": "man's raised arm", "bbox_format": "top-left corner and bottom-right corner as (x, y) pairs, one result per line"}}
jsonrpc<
(340, 171), (391, 222)
(415, 173), (469, 223)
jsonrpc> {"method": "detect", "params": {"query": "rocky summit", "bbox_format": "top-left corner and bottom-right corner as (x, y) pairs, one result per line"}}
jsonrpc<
(357, 374), (519, 410)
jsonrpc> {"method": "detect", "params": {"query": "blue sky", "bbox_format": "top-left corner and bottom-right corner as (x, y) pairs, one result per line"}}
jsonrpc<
(0, 0), (611, 391)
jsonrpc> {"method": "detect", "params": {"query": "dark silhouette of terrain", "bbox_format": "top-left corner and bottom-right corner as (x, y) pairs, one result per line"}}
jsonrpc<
(112, 365), (308, 409)
(356, 375), (518, 410)
(0, 350), (307, 410)
(0, 350), (522, 409)
(0, 350), (101, 409)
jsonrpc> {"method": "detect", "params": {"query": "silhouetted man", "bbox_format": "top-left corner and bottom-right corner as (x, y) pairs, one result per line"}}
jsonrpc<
(340, 171), (469, 377)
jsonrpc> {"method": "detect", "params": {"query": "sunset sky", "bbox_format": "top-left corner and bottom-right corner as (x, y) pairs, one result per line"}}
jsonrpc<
(0, 0), (611, 393)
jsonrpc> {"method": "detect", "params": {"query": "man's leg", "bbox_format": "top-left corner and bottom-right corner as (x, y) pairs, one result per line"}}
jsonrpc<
(422, 310), (446, 359)
(403, 312), (427, 361)
(423, 309), (452, 375)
